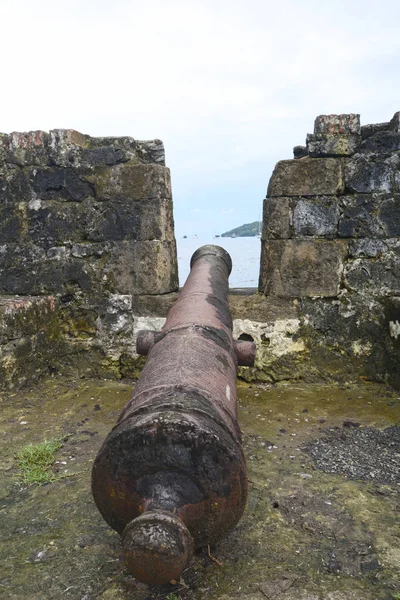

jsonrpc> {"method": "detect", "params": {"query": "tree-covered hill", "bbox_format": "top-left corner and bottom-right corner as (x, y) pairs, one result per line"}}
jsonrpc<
(221, 221), (261, 237)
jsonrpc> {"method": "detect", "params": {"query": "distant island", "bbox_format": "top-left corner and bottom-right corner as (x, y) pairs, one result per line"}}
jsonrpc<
(221, 221), (261, 237)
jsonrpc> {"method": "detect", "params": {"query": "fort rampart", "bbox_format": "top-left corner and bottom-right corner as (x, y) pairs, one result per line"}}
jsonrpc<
(0, 130), (177, 386)
(1, 114), (399, 388)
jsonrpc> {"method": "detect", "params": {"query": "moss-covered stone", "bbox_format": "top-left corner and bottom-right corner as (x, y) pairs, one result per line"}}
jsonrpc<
(87, 162), (172, 202)
(119, 352), (146, 379)
(268, 158), (345, 197)
(0, 296), (68, 389)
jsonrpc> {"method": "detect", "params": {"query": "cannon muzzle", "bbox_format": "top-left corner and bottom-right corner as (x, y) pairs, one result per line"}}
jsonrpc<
(92, 245), (255, 584)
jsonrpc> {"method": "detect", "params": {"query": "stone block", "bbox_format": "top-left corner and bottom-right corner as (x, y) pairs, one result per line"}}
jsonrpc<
(48, 129), (89, 167)
(0, 243), (55, 295)
(77, 146), (129, 173)
(102, 240), (178, 295)
(344, 154), (400, 193)
(0, 242), (100, 295)
(0, 295), (67, 389)
(293, 145), (307, 159)
(84, 197), (174, 243)
(0, 207), (23, 242)
(0, 295), (56, 344)
(61, 259), (101, 294)
(306, 133), (361, 157)
(0, 167), (32, 203)
(79, 146), (128, 169)
(135, 139), (165, 166)
(49, 129), (89, 148)
(8, 131), (50, 166)
(47, 130), (163, 170)
(27, 200), (86, 247)
(342, 193), (400, 239)
(259, 239), (346, 297)
(4, 130), (165, 170)
(15, 194), (174, 247)
(138, 197), (175, 242)
(378, 196), (400, 236)
(300, 295), (385, 365)
(344, 249), (400, 296)
(349, 239), (388, 258)
(267, 158), (344, 197)
(90, 163), (172, 201)
(361, 122), (390, 140)
(314, 114), (361, 135)
(360, 131), (400, 153)
(49, 131), (131, 169)
(3, 129), (167, 169)
(133, 292), (178, 316)
(263, 197), (291, 239)
(338, 195), (382, 238)
(30, 167), (94, 202)
(293, 197), (340, 237)
(229, 292), (299, 321)
(75, 144), (163, 171)
(88, 136), (165, 166)
(84, 199), (138, 243)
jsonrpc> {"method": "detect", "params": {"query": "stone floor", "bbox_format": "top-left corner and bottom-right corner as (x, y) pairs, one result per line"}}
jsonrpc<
(0, 377), (399, 600)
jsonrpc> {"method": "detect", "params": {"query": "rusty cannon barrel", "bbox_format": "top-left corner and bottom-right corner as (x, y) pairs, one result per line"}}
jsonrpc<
(92, 245), (255, 584)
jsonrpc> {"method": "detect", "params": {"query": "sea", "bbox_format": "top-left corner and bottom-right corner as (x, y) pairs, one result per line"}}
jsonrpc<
(177, 236), (261, 288)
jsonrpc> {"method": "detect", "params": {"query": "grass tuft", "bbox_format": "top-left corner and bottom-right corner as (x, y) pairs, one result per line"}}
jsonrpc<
(16, 438), (63, 485)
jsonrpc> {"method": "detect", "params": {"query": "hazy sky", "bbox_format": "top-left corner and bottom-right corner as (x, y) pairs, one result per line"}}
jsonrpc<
(1, 0), (400, 236)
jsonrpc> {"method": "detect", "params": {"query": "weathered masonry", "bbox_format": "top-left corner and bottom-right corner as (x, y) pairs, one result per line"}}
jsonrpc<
(0, 130), (178, 387)
(1, 114), (399, 389)
(251, 112), (400, 388)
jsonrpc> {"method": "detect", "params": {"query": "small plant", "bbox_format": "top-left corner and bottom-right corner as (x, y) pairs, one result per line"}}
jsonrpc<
(166, 594), (179, 600)
(16, 438), (63, 485)
(392, 594), (400, 600)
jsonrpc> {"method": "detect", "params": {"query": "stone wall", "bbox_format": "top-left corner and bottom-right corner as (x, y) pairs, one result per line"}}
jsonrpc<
(1, 116), (399, 390)
(0, 130), (178, 387)
(253, 112), (400, 387)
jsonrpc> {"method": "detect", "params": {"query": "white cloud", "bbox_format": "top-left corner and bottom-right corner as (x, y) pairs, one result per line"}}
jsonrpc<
(1, 0), (400, 235)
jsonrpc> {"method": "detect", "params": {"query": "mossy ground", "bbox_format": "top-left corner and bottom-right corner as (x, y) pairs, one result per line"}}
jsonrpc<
(0, 377), (399, 599)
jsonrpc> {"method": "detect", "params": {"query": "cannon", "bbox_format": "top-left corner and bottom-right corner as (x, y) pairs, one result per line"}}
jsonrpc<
(92, 245), (256, 584)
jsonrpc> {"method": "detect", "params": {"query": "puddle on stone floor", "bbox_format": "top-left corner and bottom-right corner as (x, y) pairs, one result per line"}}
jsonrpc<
(0, 378), (399, 600)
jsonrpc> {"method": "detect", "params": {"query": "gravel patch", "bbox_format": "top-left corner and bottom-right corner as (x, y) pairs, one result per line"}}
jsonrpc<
(304, 425), (400, 485)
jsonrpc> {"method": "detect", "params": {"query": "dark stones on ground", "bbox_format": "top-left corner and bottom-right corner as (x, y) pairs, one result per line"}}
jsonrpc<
(304, 424), (400, 485)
